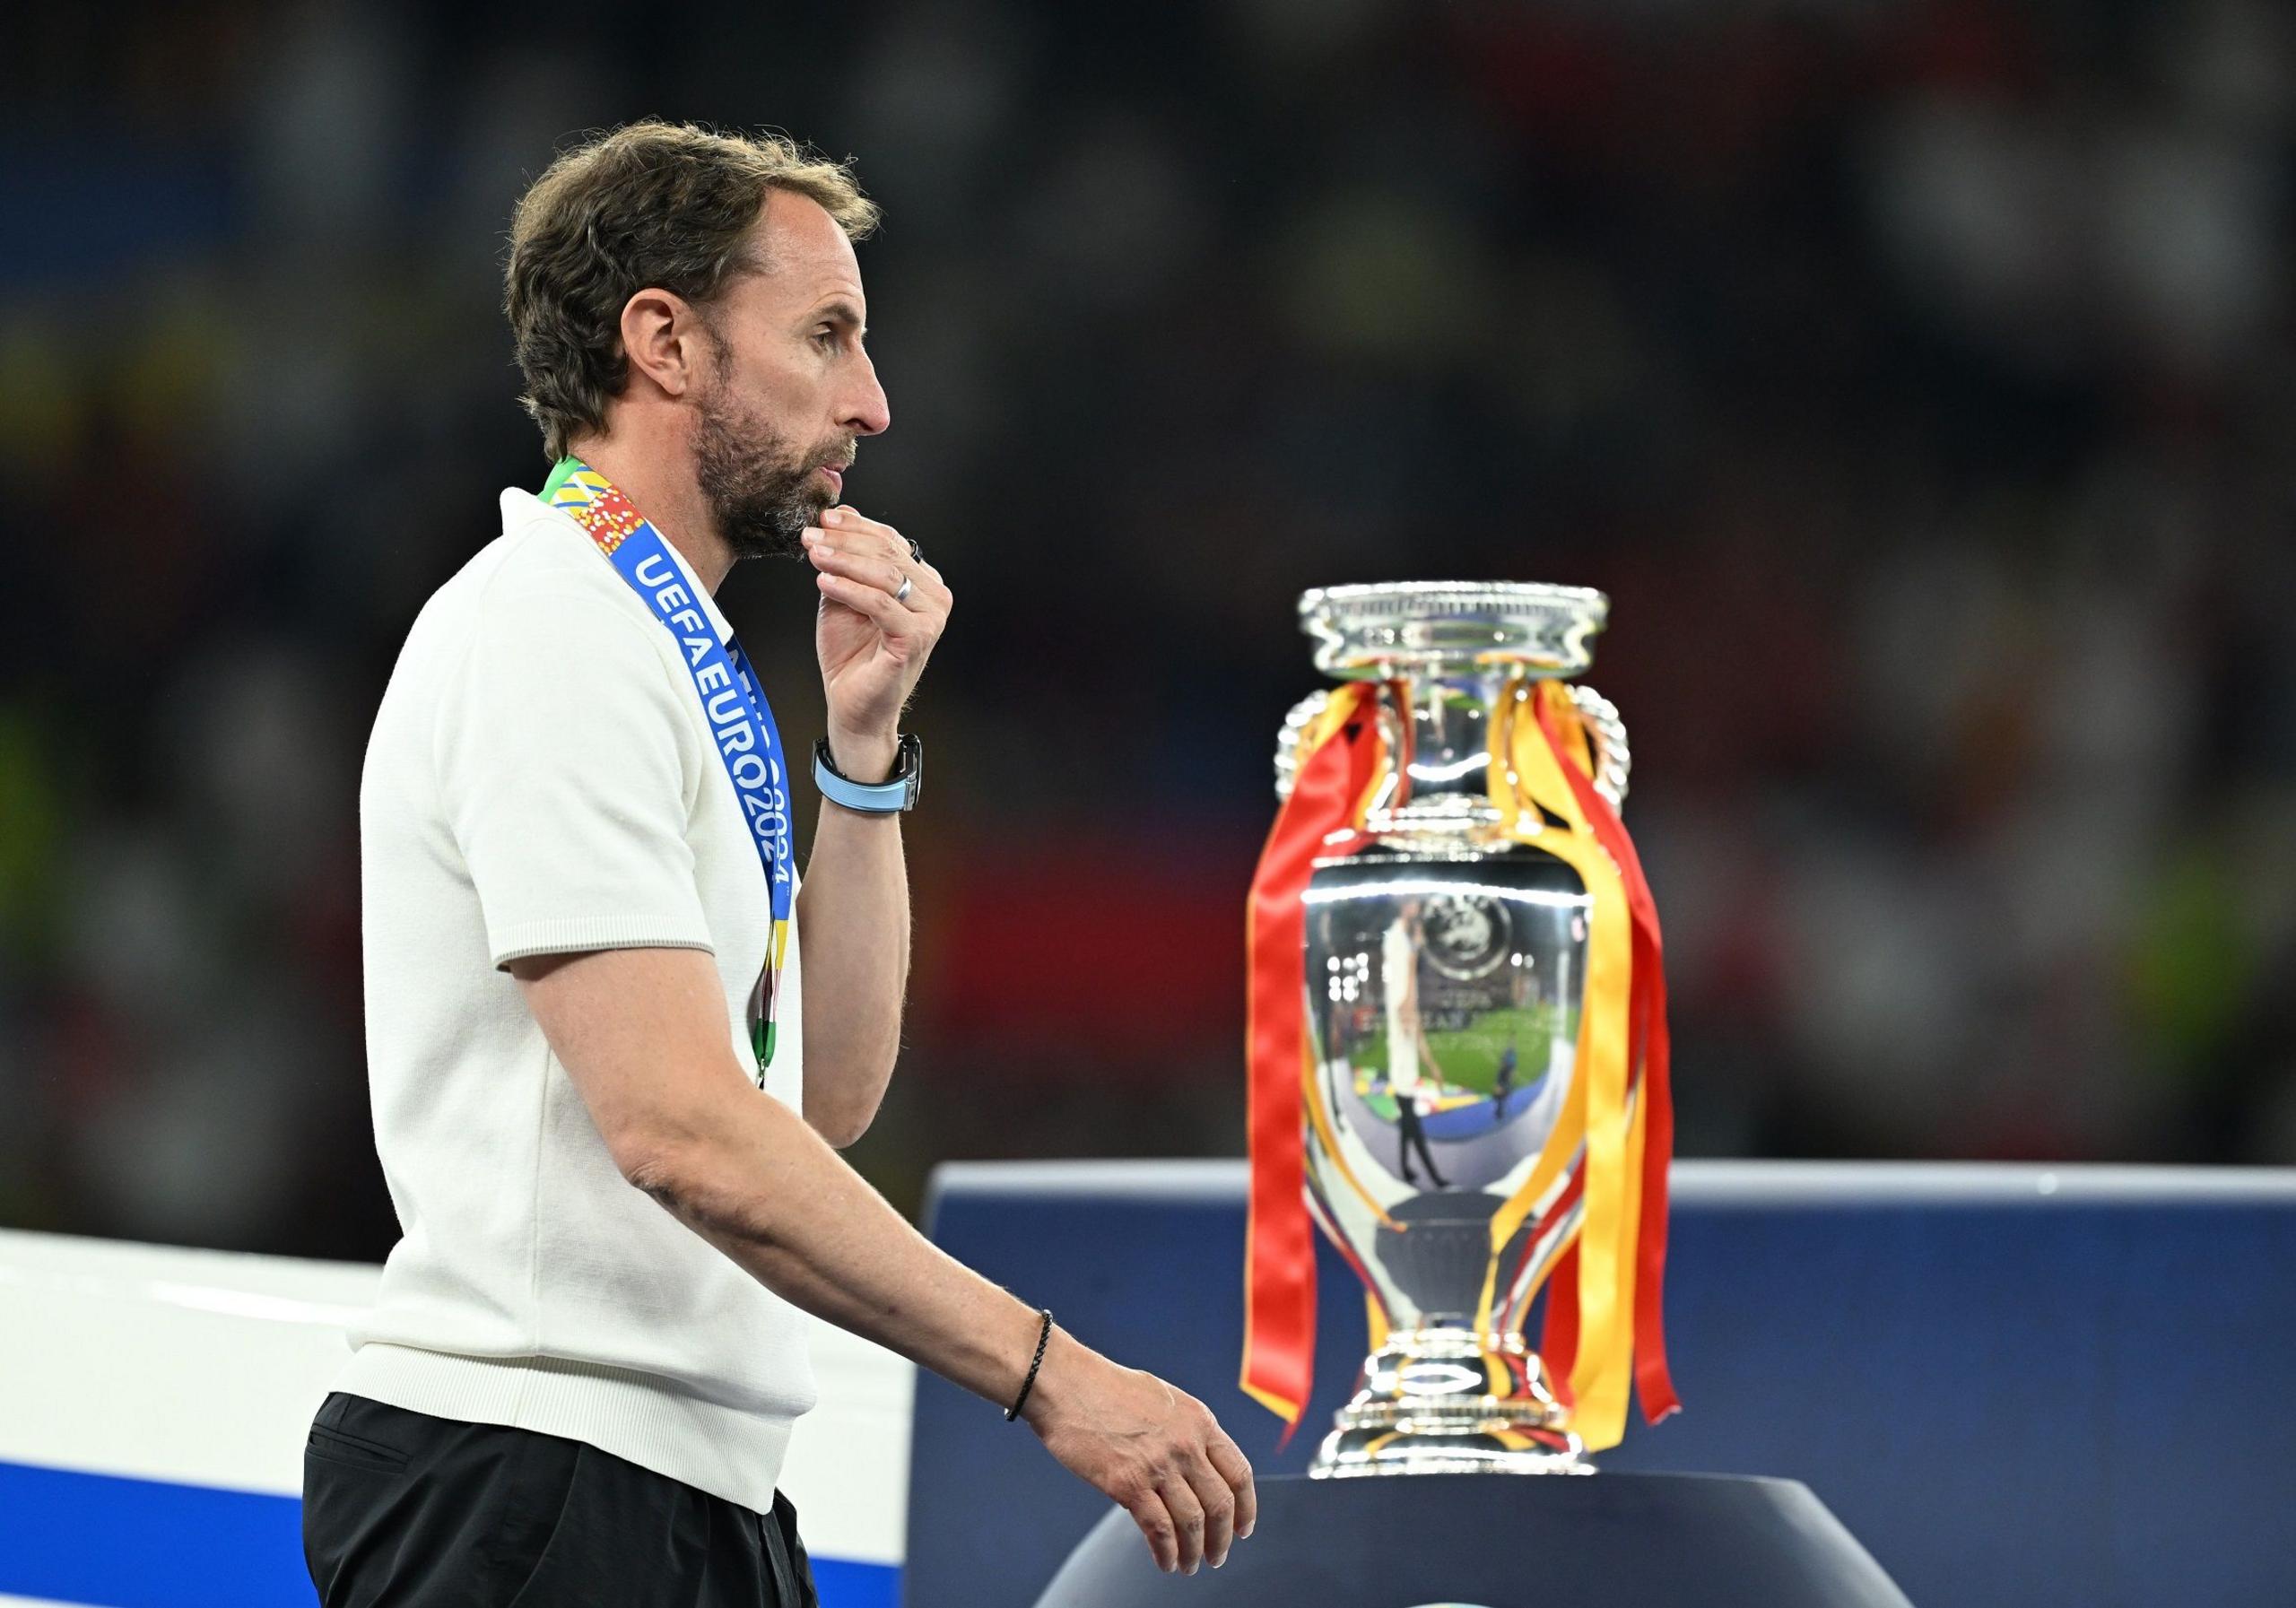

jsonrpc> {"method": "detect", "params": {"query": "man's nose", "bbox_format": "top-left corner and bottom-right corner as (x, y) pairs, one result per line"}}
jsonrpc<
(843, 355), (891, 437)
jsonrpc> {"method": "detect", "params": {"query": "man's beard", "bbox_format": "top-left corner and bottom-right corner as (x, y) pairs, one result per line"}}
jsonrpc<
(692, 375), (847, 563)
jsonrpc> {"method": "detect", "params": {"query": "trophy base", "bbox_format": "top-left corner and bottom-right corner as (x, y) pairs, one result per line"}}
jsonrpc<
(1308, 1326), (1592, 1478)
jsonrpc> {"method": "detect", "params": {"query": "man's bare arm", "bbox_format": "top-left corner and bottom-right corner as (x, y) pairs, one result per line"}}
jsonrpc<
(794, 771), (906, 1148)
(507, 943), (1256, 1574)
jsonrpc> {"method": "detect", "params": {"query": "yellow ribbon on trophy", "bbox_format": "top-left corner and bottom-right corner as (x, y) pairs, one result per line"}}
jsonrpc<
(1478, 678), (1671, 1451)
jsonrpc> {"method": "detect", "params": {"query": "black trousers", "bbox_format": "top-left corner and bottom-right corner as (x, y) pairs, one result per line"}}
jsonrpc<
(303, 1392), (819, 1607)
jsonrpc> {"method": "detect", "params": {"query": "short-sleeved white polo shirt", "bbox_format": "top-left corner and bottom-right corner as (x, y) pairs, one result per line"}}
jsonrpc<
(333, 485), (814, 1514)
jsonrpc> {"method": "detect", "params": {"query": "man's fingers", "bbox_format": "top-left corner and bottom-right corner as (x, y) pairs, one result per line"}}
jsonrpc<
(806, 539), (947, 613)
(814, 572), (921, 636)
(818, 509), (951, 593)
(1207, 1434), (1257, 1540)
(1158, 1468), (1208, 1574)
(820, 505), (896, 541)
(807, 543), (910, 600)
(1126, 1489), (1179, 1573)
(818, 508), (917, 570)
(1181, 1448), (1236, 1568)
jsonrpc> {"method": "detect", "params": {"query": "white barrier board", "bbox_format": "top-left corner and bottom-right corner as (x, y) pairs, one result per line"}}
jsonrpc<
(0, 1228), (912, 1604)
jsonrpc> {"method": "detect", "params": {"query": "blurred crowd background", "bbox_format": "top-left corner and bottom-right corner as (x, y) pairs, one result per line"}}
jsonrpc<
(4, 0), (2292, 1263)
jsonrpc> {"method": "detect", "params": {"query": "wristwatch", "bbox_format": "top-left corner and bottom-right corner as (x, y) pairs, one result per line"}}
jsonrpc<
(813, 733), (923, 813)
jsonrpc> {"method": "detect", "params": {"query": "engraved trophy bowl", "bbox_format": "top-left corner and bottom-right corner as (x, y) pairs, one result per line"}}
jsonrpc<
(1278, 582), (1628, 1478)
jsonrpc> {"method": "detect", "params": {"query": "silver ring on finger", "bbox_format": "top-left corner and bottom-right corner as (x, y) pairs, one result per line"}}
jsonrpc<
(893, 573), (914, 604)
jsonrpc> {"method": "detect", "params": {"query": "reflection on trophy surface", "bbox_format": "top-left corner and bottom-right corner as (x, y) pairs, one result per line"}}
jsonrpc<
(1317, 881), (1578, 1197)
(1246, 580), (1674, 1479)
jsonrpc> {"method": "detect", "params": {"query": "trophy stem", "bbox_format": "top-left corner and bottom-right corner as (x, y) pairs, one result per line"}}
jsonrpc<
(1309, 1326), (1591, 1478)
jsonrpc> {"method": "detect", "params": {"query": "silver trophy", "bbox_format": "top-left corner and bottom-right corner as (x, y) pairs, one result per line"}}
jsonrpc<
(1275, 582), (1630, 1478)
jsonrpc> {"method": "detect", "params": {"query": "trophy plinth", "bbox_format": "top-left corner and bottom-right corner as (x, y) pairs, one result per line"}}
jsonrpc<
(1274, 582), (1628, 1478)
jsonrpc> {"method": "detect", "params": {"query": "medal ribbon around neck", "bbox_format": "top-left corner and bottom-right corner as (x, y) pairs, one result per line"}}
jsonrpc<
(541, 456), (796, 1084)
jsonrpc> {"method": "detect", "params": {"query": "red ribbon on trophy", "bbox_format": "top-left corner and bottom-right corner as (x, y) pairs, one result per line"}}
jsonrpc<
(1240, 682), (1387, 1436)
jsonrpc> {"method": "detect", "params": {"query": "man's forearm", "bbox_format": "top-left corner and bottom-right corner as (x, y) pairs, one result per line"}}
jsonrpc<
(795, 723), (909, 1144)
(632, 1077), (1259, 1578)
(632, 1078), (1067, 1412)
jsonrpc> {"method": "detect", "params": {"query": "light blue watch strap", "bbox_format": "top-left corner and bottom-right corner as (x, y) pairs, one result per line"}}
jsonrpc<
(813, 734), (920, 813)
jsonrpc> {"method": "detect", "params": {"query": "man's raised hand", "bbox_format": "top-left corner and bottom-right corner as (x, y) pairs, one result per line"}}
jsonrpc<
(801, 507), (950, 753)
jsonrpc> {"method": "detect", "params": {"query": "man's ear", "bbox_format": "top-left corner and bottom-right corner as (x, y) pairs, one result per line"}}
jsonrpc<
(618, 288), (706, 401)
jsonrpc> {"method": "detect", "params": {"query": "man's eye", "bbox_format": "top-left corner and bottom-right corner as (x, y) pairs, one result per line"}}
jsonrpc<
(813, 329), (838, 348)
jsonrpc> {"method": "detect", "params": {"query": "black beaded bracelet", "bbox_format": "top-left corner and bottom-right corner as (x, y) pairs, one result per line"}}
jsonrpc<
(1005, 1308), (1053, 1421)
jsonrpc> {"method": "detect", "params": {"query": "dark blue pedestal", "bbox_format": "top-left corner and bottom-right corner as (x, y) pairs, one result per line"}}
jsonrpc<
(907, 1160), (2296, 1608)
(1036, 1473), (1912, 1608)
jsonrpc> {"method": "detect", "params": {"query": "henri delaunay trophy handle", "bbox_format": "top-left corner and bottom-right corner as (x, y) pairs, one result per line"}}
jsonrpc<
(1568, 683), (1631, 810)
(1272, 690), (1333, 801)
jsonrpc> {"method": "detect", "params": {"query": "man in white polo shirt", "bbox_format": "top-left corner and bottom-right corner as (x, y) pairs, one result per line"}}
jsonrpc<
(302, 120), (1254, 1605)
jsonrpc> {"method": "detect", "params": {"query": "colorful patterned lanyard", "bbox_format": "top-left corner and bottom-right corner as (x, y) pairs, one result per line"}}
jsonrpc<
(542, 456), (794, 1084)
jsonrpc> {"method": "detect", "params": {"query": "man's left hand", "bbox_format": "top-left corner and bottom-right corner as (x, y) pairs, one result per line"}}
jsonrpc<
(802, 507), (950, 771)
